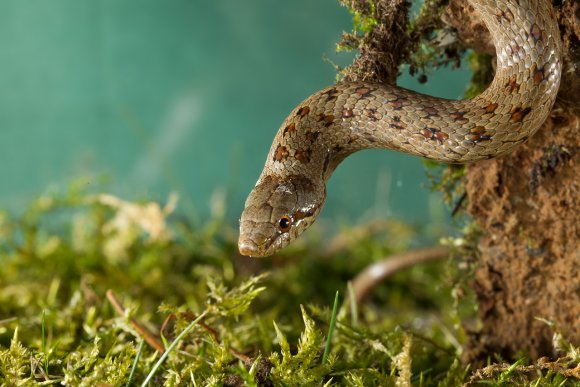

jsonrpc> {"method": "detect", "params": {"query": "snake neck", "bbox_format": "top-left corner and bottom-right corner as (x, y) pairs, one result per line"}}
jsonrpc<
(261, 0), (561, 185)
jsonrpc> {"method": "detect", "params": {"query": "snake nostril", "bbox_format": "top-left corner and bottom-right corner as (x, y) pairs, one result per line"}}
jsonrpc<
(238, 239), (259, 257)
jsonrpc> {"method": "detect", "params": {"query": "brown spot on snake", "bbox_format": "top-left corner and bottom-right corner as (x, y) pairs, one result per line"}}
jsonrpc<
(510, 106), (532, 122)
(531, 63), (547, 85)
(423, 106), (439, 117)
(466, 126), (492, 143)
(421, 127), (449, 143)
(505, 75), (520, 93)
(305, 128), (320, 143)
(387, 96), (409, 110)
(530, 23), (543, 44)
(297, 106), (310, 117)
(273, 145), (289, 162)
(294, 149), (311, 164)
(509, 42), (519, 56)
(434, 131), (449, 142)
(484, 103), (499, 113)
(283, 123), (296, 135)
(421, 128), (433, 139)
(449, 111), (468, 122)
(496, 8), (514, 23)
(317, 113), (335, 127)
(364, 108), (378, 121)
(355, 87), (373, 97)
(390, 116), (406, 130)
(322, 87), (340, 101)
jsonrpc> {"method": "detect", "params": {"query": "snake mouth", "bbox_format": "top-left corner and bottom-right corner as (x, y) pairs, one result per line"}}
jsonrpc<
(238, 238), (260, 257)
(238, 236), (279, 257)
(238, 219), (284, 257)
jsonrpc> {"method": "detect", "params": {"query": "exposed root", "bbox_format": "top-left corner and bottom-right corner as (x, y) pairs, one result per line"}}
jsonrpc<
(350, 245), (449, 304)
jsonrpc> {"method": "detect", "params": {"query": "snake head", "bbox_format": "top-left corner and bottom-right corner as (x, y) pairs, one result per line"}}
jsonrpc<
(238, 174), (325, 257)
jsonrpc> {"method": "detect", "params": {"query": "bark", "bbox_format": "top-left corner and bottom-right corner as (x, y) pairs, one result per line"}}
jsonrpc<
(445, 0), (580, 363)
(340, 0), (579, 362)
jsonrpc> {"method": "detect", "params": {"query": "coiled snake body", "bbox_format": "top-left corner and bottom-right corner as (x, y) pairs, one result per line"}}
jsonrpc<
(239, 0), (562, 257)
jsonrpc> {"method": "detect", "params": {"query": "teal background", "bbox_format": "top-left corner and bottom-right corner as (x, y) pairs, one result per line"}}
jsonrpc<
(0, 0), (471, 226)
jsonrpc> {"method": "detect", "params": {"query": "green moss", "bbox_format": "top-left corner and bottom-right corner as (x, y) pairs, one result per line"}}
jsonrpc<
(0, 183), (575, 385)
(336, 1), (379, 53)
(464, 51), (494, 98)
(342, 0), (379, 36)
(406, 0), (466, 81)
(423, 160), (465, 207)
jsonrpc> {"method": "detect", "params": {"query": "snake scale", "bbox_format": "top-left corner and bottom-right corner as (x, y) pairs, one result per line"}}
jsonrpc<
(239, 0), (562, 257)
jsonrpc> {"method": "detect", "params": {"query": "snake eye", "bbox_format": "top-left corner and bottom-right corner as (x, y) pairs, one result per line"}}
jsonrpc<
(278, 216), (292, 232)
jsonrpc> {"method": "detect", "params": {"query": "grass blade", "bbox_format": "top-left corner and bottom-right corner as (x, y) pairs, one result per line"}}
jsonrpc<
(126, 338), (145, 387)
(322, 291), (339, 365)
(141, 310), (208, 386)
(42, 310), (48, 375)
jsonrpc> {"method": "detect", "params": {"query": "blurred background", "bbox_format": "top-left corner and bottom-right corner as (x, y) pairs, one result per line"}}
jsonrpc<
(0, 0), (471, 231)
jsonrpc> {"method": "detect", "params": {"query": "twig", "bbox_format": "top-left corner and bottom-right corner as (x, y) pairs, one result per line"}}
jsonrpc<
(181, 311), (221, 343)
(350, 246), (450, 304)
(159, 314), (175, 340)
(106, 290), (165, 354)
(161, 311), (251, 363)
(451, 192), (467, 217)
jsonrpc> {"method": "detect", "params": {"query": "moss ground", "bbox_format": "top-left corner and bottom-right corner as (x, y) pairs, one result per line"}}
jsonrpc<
(0, 182), (577, 386)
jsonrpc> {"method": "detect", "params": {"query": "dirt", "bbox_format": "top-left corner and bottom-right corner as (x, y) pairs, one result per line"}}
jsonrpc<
(464, 111), (579, 362)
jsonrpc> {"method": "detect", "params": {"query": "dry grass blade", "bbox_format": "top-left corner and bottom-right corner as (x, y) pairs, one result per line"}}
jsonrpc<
(106, 290), (165, 354)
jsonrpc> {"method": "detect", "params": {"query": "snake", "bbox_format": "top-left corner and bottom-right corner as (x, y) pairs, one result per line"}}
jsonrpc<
(238, 0), (562, 257)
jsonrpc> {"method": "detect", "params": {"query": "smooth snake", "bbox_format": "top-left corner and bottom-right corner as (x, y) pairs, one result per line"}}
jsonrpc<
(239, 0), (562, 257)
